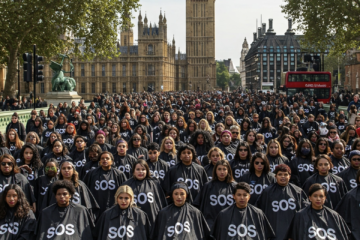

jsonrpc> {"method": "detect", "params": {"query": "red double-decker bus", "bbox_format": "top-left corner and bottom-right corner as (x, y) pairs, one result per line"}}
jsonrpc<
(283, 71), (332, 103)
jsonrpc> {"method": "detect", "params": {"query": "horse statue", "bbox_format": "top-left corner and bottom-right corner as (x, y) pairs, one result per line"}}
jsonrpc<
(50, 54), (77, 92)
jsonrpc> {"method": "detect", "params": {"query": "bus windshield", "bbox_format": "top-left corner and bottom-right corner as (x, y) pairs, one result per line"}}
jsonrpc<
(288, 74), (330, 82)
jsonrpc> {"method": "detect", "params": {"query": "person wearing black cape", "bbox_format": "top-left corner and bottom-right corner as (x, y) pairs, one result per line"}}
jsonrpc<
(0, 185), (36, 240)
(127, 134), (149, 160)
(79, 144), (102, 180)
(113, 140), (137, 179)
(194, 160), (237, 229)
(229, 141), (251, 182)
(211, 182), (275, 239)
(159, 137), (178, 168)
(146, 143), (169, 183)
(337, 150), (360, 191)
(330, 140), (351, 174)
(122, 159), (167, 225)
(83, 151), (127, 213)
(255, 164), (309, 240)
(215, 130), (237, 161)
(302, 154), (347, 209)
(41, 161), (99, 221)
(34, 159), (58, 217)
(68, 136), (88, 174)
(336, 169), (360, 239)
(287, 183), (351, 240)
(36, 180), (94, 240)
(204, 147), (225, 181)
(151, 181), (210, 240)
(0, 154), (35, 213)
(41, 139), (72, 165)
(239, 152), (276, 204)
(266, 139), (290, 172)
(189, 130), (214, 166)
(162, 144), (209, 203)
(94, 185), (152, 240)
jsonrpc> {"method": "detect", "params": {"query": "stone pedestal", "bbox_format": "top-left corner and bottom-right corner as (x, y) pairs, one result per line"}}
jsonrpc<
(44, 91), (82, 106)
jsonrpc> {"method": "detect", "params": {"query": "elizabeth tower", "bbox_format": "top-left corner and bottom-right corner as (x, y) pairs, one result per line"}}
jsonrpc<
(186, 0), (216, 90)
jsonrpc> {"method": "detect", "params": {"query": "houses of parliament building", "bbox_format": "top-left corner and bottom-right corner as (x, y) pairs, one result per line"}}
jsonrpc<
(30, 0), (216, 100)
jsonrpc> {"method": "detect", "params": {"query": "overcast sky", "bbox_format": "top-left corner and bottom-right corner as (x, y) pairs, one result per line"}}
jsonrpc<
(129, 0), (299, 69)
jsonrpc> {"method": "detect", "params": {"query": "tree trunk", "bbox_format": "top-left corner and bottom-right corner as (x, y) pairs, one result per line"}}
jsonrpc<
(4, 48), (19, 98)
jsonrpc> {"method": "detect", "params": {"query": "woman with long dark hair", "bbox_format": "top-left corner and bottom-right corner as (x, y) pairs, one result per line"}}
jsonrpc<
(189, 130), (214, 166)
(314, 137), (331, 156)
(0, 185), (36, 239)
(240, 118), (251, 140)
(212, 123), (224, 145)
(239, 152), (276, 204)
(259, 117), (278, 144)
(180, 119), (197, 143)
(168, 127), (185, 150)
(278, 134), (296, 160)
(6, 129), (23, 156)
(29, 117), (44, 136)
(18, 143), (44, 188)
(245, 129), (264, 154)
(41, 139), (72, 164)
(134, 125), (150, 147)
(330, 140), (351, 175)
(54, 114), (67, 135)
(194, 160), (236, 229)
(230, 141), (252, 182)
(138, 113), (153, 142)
(41, 120), (55, 146)
(119, 118), (132, 142)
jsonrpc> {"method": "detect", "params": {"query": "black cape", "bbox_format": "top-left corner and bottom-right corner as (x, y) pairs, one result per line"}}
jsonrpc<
(0, 209), (36, 240)
(113, 154), (137, 179)
(150, 203), (210, 240)
(337, 166), (358, 191)
(211, 204), (275, 240)
(162, 162), (209, 202)
(204, 164), (215, 181)
(255, 183), (309, 240)
(36, 202), (94, 240)
(289, 156), (314, 187)
(122, 177), (167, 225)
(215, 143), (237, 161)
(127, 147), (148, 160)
(79, 161), (99, 180)
(239, 171), (276, 205)
(302, 173), (348, 209)
(335, 185), (360, 240)
(0, 172), (35, 206)
(94, 205), (151, 240)
(287, 205), (350, 240)
(159, 152), (177, 168)
(229, 159), (250, 182)
(34, 175), (57, 217)
(266, 155), (290, 172)
(193, 180), (237, 229)
(83, 167), (127, 213)
(40, 180), (100, 221)
(69, 149), (88, 174)
(330, 155), (350, 174)
(146, 159), (170, 183)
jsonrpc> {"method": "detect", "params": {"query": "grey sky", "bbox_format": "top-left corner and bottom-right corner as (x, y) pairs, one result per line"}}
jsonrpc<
(129, 0), (299, 68)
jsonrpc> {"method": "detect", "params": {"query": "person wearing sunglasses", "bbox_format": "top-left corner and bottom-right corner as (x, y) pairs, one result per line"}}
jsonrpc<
(302, 154), (347, 209)
(127, 133), (148, 160)
(314, 137), (331, 156)
(0, 154), (35, 212)
(256, 164), (309, 240)
(239, 152), (276, 205)
(337, 150), (360, 191)
(230, 141), (252, 182)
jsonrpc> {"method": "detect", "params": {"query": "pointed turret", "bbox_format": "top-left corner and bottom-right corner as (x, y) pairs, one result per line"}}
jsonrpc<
(242, 38), (249, 49)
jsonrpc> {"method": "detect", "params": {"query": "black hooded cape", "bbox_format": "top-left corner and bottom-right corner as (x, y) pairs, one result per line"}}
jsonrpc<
(83, 167), (127, 213)
(158, 152), (177, 168)
(40, 180), (100, 221)
(193, 180), (237, 229)
(162, 162), (208, 202)
(122, 177), (167, 225)
(34, 175), (57, 217)
(335, 185), (360, 240)
(255, 183), (309, 240)
(0, 172), (35, 206)
(266, 155), (290, 172)
(287, 205), (351, 240)
(146, 159), (170, 183)
(0, 209), (36, 240)
(211, 204), (275, 240)
(229, 159), (250, 182)
(94, 205), (151, 240)
(239, 171), (276, 205)
(36, 202), (94, 240)
(215, 143), (237, 161)
(289, 156), (314, 187)
(330, 155), (350, 174)
(337, 166), (358, 191)
(302, 172), (348, 209)
(204, 164), (215, 181)
(113, 154), (137, 179)
(150, 203), (210, 240)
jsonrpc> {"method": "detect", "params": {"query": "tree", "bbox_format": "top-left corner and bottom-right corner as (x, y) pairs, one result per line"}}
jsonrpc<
(0, 0), (140, 97)
(281, 0), (360, 54)
(216, 62), (230, 90)
(229, 73), (241, 90)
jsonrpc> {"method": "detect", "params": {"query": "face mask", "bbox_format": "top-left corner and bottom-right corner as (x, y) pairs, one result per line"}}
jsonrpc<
(301, 148), (310, 155)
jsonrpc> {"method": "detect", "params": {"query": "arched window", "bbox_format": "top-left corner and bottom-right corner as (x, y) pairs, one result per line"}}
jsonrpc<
(148, 45), (154, 55)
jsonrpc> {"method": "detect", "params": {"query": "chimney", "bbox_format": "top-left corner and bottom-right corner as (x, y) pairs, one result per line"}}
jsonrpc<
(258, 27), (262, 39)
(253, 32), (257, 42)
(262, 23), (266, 35)
(288, 18), (293, 31)
(267, 19), (275, 35)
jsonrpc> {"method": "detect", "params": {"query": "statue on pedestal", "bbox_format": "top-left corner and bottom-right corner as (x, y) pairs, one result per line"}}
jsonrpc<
(50, 54), (76, 92)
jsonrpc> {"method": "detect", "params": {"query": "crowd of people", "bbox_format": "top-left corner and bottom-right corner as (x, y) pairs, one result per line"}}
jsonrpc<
(0, 89), (359, 239)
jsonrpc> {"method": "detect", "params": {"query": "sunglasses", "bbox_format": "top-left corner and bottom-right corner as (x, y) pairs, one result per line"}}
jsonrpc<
(232, 132), (239, 135)
(45, 166), (57, 171)
(318, 143), (327, 146)
(352, 158), (360, 162)
(254, 161), (264, 165)
(1, 162), (13, 167)
(133, 138), (141, 141)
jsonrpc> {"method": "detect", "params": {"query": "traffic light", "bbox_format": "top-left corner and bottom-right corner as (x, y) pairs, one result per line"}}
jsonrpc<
(35, 55), (44, 82)
(22, 53), (32, 82)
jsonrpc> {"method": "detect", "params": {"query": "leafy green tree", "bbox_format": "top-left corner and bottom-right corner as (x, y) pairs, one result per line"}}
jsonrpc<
(229, 73), (241, 90)
(282, 0), (360, 53)
(216, 62), (230, 90)
(0, 0), (140, 96)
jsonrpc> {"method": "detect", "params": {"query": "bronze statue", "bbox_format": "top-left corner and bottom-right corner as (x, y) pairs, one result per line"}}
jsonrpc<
(50, 54), (76, 92)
